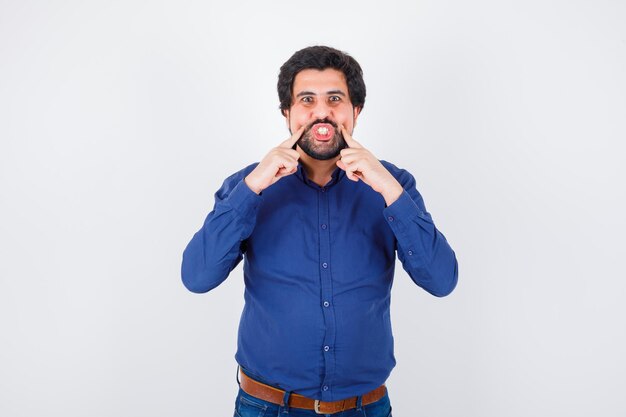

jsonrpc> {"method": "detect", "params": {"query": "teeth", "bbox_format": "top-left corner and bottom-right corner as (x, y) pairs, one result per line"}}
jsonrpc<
(317, 127), (329, 135)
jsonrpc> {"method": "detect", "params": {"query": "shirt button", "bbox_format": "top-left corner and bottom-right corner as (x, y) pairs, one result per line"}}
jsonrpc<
(323, 301), (330, 307)
(321, 224), (327, 230)
(320, 188), (326, 193)
(324, 345), (330, 352)
(322, 262), (328, 269)
(387, 216), (394, 222)
(408, 250), (413, 256)
(323, 385), (329, 391)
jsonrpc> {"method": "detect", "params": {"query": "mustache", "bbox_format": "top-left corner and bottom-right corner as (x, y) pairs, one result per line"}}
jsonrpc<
(304, 118), (339, 131)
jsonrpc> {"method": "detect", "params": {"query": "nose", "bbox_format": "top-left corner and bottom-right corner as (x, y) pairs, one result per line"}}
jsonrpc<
(311, 101), (331, 119)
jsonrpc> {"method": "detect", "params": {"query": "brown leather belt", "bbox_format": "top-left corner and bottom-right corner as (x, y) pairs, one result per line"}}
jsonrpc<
(239, 370), (387, 415)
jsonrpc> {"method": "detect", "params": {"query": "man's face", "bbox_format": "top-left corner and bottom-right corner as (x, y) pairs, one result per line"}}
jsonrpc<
(285, 68), (361, 160)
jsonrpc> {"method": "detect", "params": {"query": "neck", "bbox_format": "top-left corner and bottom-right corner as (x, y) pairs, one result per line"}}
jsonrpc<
(296, 147), (340, 187)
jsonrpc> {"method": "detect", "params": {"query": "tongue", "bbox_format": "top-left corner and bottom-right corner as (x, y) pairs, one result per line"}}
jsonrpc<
(312, 123), (335, 141)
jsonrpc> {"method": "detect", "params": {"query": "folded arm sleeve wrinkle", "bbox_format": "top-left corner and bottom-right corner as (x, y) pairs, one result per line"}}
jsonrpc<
(181, 165), (260, 293)
(382, 163), (458, 297)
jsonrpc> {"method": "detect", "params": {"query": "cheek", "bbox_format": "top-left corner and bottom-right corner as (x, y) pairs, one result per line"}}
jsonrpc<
(339, 114), (355, 130)
(292, 110), (311, 126)
(287, 110), (305, 130)
(340, 106), (356, 122)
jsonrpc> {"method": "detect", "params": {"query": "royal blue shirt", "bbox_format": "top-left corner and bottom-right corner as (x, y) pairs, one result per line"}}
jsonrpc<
(181, 160), (458, 401)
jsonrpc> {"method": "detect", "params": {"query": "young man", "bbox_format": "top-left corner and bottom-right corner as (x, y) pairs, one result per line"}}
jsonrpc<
(182, 46), (458, 416)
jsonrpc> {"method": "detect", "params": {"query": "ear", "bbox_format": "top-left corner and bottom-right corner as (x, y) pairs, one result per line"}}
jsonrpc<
(283, 109), (292, 133)
(352, 106), (362, 127)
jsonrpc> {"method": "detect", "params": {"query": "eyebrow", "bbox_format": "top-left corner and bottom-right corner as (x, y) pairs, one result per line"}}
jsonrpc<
(296, 90), (347, 98)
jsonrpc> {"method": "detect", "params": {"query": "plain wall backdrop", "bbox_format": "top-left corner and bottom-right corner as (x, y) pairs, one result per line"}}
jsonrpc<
(1, 1), (625, 416)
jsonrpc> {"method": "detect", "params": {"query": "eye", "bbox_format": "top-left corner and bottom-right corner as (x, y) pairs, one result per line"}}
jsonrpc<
(329, 96), (341, 102)
(301, 96), (314, 103)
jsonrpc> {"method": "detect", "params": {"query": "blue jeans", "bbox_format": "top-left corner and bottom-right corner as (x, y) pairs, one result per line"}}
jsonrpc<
(233, 387), (393, 417)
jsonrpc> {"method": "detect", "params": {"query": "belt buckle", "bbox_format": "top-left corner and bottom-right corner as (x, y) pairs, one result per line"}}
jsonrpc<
(314, 399), (323, 414)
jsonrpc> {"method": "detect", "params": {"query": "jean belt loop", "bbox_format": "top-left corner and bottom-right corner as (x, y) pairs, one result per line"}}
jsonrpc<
(356, 394), (363, 411)
(281, 390), (291, 414)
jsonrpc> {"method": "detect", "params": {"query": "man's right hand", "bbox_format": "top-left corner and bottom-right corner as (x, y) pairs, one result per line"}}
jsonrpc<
(244, 126), (305, 195)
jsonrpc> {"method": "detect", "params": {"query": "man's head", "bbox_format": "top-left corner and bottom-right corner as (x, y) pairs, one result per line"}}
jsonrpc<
(278, 46), (366, 160)
(278, 46), (366, 114)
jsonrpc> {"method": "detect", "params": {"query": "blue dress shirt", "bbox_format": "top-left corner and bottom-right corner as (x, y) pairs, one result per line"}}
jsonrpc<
(181, 160), (458, 401)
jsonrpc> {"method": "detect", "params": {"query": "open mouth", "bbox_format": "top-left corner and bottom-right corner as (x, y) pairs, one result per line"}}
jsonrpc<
(311, 123), (335, 141)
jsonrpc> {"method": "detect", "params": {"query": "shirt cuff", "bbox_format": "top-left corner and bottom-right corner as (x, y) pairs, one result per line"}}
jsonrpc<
(382, 191), (428, 267)
(228, 178), (262, 219)
(383, 190), (429, 223)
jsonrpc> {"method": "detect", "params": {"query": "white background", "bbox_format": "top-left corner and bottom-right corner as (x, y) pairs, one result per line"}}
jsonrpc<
(1, 1), (625, 416)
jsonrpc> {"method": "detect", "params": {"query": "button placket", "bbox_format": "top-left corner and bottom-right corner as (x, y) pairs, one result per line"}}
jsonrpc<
(317, 186), (336, 402)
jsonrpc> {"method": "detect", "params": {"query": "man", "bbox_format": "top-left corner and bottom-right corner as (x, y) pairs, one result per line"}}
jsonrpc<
(182, 46), (458, 416)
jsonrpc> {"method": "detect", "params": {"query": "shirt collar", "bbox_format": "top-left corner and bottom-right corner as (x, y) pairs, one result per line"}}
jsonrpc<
(295, 163), (346, 189)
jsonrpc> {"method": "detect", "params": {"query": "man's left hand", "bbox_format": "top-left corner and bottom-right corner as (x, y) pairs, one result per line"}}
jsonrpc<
(336, 125), (404, 206)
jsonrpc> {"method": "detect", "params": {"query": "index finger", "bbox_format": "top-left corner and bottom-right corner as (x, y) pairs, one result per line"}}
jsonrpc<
(280, 125), (306, 148)
(340, 124), (363, 148)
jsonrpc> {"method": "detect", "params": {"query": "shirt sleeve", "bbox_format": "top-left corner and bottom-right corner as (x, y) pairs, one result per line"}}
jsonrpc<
(382, 165), (458, 297)
(181, 165), (261, 293)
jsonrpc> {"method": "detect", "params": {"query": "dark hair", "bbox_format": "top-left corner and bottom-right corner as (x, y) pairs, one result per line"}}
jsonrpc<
(277, 46), (366, 114)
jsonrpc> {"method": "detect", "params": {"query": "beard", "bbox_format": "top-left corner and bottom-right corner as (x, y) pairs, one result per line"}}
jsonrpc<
(296, 118), (348, 161)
